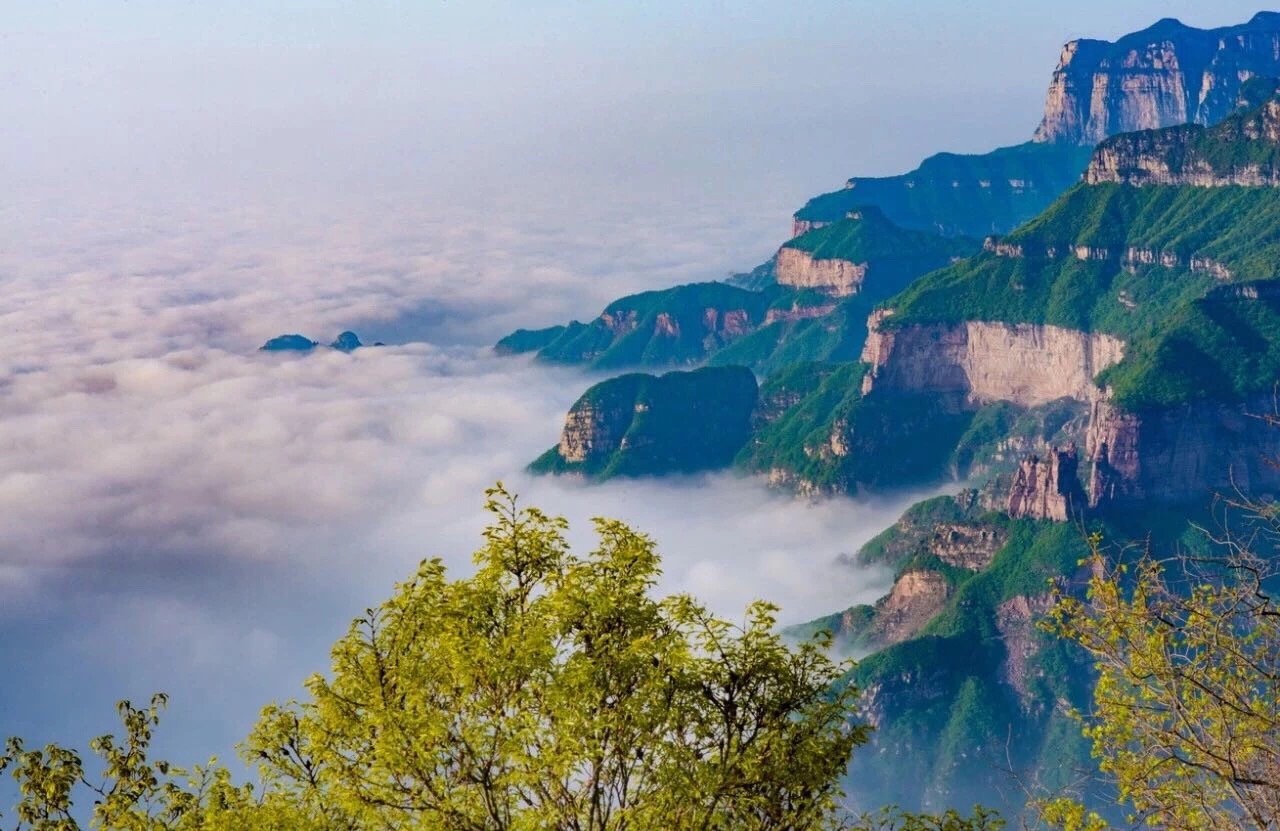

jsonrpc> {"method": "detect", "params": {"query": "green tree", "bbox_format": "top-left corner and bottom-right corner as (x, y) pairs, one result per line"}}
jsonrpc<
(3, 485), (1003, 830)
(243, 483), (865, 830)
(1041, 498), (1280, 830)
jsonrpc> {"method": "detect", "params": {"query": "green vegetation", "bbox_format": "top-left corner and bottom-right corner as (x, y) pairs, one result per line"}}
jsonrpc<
(737, 363), (974, 493)
(531, 366), (759, 479)
(708, 298), (871, 374)
(885, 179), (1280, 409)
(494, 324), (567, 354)
(783, 207), (978, 264)
(794, 142), (1093, 238)
(1042, 492), (1280, 830)
(0, 487), (1015, 831)
(532, 282), (783, 369)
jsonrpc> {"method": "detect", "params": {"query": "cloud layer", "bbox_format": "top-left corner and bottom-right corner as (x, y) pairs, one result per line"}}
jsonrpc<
(0, 179), (932, 772)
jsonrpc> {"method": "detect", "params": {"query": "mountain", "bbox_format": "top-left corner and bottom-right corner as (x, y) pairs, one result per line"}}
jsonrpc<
(1034, 12), (1280, 144)
(776, 207), (978, 296)
(529, 366), (758, 479)
(792, 142), (1094, 239)
(496, 283), (780, 369)
(507, 12), (1280, 816)
(499, 211), (974, 374)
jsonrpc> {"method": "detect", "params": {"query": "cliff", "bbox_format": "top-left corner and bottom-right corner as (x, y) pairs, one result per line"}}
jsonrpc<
(529, 366), (758, 479)
(775, 208), (978, 297)
(503, 282), (778, 370)
(1034, 13), (1280, 145)
(860, 313), (1125, 408)
(1004, 444), (1086, 521)
(1086, 89), (1280, 186)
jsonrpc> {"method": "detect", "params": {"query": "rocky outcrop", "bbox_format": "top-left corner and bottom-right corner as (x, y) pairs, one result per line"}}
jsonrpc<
(1086, 396), (1280, 507)
(927, 523), (1006, 570)
(872, 570), (952, 646)
(774, 247), (868, 296)
(1005, 445), (1086, 521)
(1033, 13), (1280, 145)
(983, 238), (1234, 278)
(859, 312), (1126, 408)
(995, 594), (1056, 713)
(532, 367), (759, 479)
(1086, 95), (1280, 187)
(762, 302), (837, 325)
(792, 219), (830, 238)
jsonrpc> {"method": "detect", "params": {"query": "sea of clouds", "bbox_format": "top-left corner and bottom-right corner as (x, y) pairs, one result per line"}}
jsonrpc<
(0, 178), (937, 767)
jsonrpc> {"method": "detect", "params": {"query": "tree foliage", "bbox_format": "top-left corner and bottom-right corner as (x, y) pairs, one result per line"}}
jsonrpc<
(1041, 495), (1280, 830)
(9, 484), (949, 830)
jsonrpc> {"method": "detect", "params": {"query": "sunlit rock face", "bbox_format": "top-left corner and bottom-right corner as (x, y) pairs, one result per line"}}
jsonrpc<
(1034, 13), (1280, 145)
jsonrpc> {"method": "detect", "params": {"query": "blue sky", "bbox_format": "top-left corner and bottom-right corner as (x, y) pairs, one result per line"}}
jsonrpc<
(6, 2), (1274, 205)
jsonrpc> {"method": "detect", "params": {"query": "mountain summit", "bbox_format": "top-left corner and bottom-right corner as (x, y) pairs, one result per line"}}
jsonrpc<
(1034, 12), (1280, 144)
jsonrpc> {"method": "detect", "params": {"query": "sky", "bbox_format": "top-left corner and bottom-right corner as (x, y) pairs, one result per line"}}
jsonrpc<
(0, 0), (1272, 782)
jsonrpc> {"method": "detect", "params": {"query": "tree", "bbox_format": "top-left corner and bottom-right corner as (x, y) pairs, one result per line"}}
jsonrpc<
(4, 485), (1003, 830)
(1040, 495), (1280, 830)
(243, 483), (866, 830)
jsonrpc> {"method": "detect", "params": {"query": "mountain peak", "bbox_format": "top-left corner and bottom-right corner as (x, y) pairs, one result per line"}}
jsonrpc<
(1035, 13), (1280, 144)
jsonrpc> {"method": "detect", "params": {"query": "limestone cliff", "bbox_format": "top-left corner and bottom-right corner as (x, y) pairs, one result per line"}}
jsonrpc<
(1034, 13), (1280, 145)
(774, 247), (868, 296)
(1087, 396), (1280, 507)
(1086, 91), (1280, 186)
(1005, 445), (1086, 521)
(776, 208), (977, 298)
(927, 522), (1006, 570)
(859, 312), (1125, 407)
(872, 570), (952, 647)
(531, 366), (758, 479)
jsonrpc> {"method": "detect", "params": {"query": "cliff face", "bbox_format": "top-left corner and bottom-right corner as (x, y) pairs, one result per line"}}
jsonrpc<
(1005, 445), (1086, 521)
(859, 312), (1126, 407)
(1087, 397), (1280, 506)
(1034, 13), (1280, 145)
(1086, 94), (1280, 186)
(531, 367), (758, 479)
(872, 570), (952, 646)
(774, 247), (867, 296)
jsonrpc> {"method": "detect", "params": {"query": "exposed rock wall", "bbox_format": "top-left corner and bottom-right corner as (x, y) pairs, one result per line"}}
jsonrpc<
(774, 247), (867, 296)
(763, 302), (837, 326)
(1033, 14), (1280, 145)
(872, 570), (951, 646)
(983, 237), (1234, 278)
(1087, 397), (1280, 506)
(996, 594), (1056, 713)
(927, 523), (1006, 570)
(558, 400), (631, 464)
(859, 312), (1126, 407)
(1005, 445), (1086, 521)
(1086, 97), (1280, 186)
(792, 219), (830, 238)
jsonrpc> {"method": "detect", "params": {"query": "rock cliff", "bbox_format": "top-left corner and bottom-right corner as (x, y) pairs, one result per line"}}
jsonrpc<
(859, 312), (1126, 407)
(1086, 91), (1280, 186)
(1034, 13), (1280, 145)
(1005, 445), (1086, 521)
(1086, 396), (1280, 507)
(774, 247), (868, 296)
(530, 366), (759, 479)
(776, 209), (978, 297)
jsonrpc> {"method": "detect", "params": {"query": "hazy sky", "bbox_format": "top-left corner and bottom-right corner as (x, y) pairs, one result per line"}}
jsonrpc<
(0, 0), (1273, 788)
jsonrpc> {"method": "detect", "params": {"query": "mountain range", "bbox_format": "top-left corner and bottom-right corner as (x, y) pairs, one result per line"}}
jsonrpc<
(495, 11), (1280, 814)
